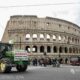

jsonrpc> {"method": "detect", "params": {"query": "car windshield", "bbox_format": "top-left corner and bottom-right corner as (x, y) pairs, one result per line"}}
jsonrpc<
(70, 57), (78, 61)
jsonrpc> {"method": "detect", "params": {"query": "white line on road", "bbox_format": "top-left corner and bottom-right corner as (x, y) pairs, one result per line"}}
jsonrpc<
(28, 66), (45, 70)
(70, 68), (75, 74)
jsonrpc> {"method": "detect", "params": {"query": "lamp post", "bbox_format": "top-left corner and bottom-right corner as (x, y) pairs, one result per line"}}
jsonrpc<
(9, 39), (14, 50)
(19, 37), (21, 49)
(57, 48), (60, 67)
(44, 52), (47, 56)
(59, 52), (61, 59)
(9, 39), (14, 44)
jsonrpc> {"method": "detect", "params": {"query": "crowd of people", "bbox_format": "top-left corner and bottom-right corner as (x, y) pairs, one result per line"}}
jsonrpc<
(29, 57), (69, 67)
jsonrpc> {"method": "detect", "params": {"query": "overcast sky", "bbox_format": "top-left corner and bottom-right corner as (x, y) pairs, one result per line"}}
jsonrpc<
(0, 0), (80, 41)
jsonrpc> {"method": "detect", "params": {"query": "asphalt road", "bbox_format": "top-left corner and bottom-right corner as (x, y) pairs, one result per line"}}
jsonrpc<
(0, 65), (80, 80)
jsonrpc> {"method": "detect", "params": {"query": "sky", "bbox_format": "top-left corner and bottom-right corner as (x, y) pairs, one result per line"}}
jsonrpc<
(0, 0), (80, 41)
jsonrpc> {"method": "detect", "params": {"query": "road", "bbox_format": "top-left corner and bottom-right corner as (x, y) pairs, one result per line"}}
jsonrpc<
(0, 65), (80, 80)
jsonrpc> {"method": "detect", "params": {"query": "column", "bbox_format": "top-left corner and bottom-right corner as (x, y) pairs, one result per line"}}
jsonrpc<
(37, 45), (40, 53)
(44, 45), (47, 53)
(30, 45), (33, 54)
(51, 45), (53, 53)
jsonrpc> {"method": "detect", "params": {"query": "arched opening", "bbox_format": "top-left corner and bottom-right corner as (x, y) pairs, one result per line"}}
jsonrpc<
(69, 48), (72, 53)
(25, 46), (30, 52)
(53, 46), (57, 53)
(76, 48), (78, 53)
(26, 34), (30, 40)
(73, 48), (75, 53)
(32, 34), (37, 40)
(68, 37), (71, 44)
(53, 35), (56, 41)
(40, 46), (44, 53)
(64, 47), (68, 53)
(40, 34), (44, 40)
(46, 34), (50, 41)
(33, 46), (37, 52)
(78, 49), (79, 53)
(47, 46), (51, 53)
(63, 36), (66, 41)
(78, 39), (79, 43)
(75, 39), (77, 43)
(59, 47), (63, 53)
(72, 38), (74, 42)
(79, 49), (80, 53)
(58, 36), (61, 41)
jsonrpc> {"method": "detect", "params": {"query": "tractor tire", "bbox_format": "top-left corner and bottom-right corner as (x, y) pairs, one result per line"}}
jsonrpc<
(0, 58), (12, 73)
(16, 64), (27, 72)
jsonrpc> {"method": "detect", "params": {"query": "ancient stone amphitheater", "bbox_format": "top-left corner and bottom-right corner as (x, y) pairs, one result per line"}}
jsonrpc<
(2, 15), (80, 60)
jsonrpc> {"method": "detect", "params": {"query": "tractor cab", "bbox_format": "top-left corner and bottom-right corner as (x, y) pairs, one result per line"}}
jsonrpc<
(0, 43), (12, 59)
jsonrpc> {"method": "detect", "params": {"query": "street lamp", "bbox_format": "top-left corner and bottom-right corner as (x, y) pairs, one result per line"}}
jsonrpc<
(9, 39), (14, 50)
(44, 52), (47, 56)
(19, 37), (21, 49)
(59, 52), (61, 59)
(9, 39), (14, 44)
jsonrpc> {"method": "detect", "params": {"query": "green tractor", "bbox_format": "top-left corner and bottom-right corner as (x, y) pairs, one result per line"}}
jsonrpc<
(0, 43), (29, 73)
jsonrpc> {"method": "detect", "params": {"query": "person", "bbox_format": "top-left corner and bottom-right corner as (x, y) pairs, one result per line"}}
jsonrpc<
(32, 58), (37, 66)
(43, 58), (47, 67)
(48, 58), (52, 65)
(65, 58), (68, 64)
(44, 52), (47, 56)
(56, 59), (60, 67)
(59, 58), (63, 64)
(38, 58), (43, 66)
(52, 58), (56, 67)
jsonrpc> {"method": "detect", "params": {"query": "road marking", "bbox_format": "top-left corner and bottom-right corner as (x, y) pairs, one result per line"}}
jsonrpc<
(28, 66), (45, 70)
(70, 68), (75, 74)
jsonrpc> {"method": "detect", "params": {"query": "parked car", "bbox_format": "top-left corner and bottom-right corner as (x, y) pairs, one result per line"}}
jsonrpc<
(70, 56), (80, 66)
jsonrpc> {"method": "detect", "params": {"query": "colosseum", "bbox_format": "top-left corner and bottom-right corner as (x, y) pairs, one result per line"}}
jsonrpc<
(1, 15), (80, 60)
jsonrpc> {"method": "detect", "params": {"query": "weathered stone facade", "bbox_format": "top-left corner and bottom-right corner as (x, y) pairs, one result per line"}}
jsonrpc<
(2, 15), (80, 59)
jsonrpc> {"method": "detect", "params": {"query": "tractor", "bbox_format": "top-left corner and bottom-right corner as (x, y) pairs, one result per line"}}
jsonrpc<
(0, 43), (29, 73)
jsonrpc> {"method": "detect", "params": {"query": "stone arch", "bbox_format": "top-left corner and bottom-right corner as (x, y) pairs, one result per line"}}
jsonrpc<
(58, 35), (62, 41)
(75, 48), (78, 53)
(53, 35), (56, 41)
(63, 36), (66, 41)
(73, 48), (75, 53)
(40, 46), (44, 53)
(79, 49), (80, 53)
(75, 39), (77, 43)
(64, 47), (68, 53)
(46, 34), (50, 39)
(47, 46), (51, 53)
(59, 46), (63, 53)
(32, 34), (37, 40)
(25, 46), (30, 52)
(40, 34), (44, 40)
(78, 39), (79, 43)
(68, 36), (71, 44)
(72, 37), (74, 42)
(26, 34), (30, 40)
(78, 48), (80, 53)
(69, 47), (72, 53)
(33, 46), (37, 52)
(53, 46), (57, 53)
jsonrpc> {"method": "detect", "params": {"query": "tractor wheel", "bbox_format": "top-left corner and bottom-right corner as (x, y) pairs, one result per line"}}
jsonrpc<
(0, 58), (12, 73)
(16, 64), (27, 72)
